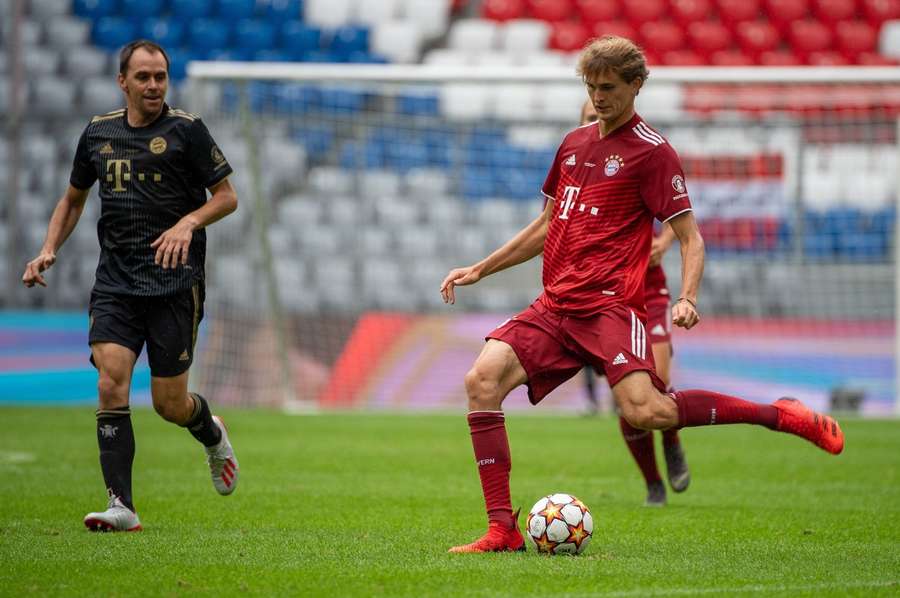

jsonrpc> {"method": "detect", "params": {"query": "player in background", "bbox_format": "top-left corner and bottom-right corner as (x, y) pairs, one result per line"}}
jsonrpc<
(440, 36), (843, 553)
(580, 100), (689, 507)
(22, 40), (240, 532)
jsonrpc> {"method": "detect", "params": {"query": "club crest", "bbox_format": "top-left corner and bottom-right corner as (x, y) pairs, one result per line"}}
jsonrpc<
(604, 155), (624, 177)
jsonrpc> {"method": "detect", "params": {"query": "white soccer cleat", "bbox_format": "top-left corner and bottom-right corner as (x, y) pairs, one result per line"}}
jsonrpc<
(205, 415), (239, 495)
(83, 495), (142, 532)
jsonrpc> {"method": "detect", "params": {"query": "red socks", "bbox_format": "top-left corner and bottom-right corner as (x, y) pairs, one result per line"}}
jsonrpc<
(467, 411), (513, 527)
(618, 416), (662, 485)
(672, 390), (778, 429)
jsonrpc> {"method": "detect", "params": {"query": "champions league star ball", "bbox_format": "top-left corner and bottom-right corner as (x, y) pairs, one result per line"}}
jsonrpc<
(526, 493), (593, 555)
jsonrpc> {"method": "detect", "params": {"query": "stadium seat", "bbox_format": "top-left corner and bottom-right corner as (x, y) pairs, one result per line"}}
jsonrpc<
(548, 21), (591, 51)
(329, 26), (370, 58)
(262, 0), (303, 21)
(45, 16), (91, 48)
(735, 21), (780, 57)
(403, 0), (452, 39)
(356, 0), (400, 25)
(141, 18), (185, 48)
(63, 46), (109, 77)
(835, 21), (878, 60)
(482, 0), (527, 21)
(119, 0), (164, 18)
(73, 0), (118, 19)
(423, 48), (473, 64)
(670, 0), (712, 25)
(591, 20), (638, 41)
(218, 0), (257, 19)
(235, 19), (277, 56)
(759, 49), (804, 65)
(92, 17), (138, 51)
(280, 21), (323, 58)
(305, 0), (353, 27)
(448, 19), (499, 51)
(188, 19), (233, 58)
(499, 19), (551, 52)
(662, 49), (706, 64)
(807, 50), (850, 64)
(710, 49), (755, 65)
(639, 21), (686, 54)
(878, 20), (900, 57)
(687, 21), (733, 56)
(856, 51), (897, 64)
(539, 83), (586, 121)
(861, 0), (900, 24)
(527, 0), (573, 22)
(717, 0), (761, 24)
(33, 77), (76, 118)
(372, 21), (422, 63)
(474, 51), (517, 65)
(170, 0), (214, 18)
(575, 0), (619, 23)
(813, 0), (857, 24)
(789, 20), (833, 56)
(623, 0), (667, 24)
(635, 82), (685, 120)
(23, 46), (62, 76)
(764, 0), (810, 31)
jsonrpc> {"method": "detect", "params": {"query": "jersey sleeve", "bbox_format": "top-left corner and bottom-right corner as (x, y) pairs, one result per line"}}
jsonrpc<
(540, 143), (565, 204)
(69, 127), (97, 190)
(639, 143), (693, 223)
(186, 118), (233, 189)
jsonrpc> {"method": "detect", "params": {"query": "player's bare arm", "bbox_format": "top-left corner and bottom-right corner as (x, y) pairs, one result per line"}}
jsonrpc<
(22, 185), (90, 288)
(649, 222), (675, 268)
(667, 211), (704, 329)
(151, 177), (238, 270)
(441, 199), (553, 304)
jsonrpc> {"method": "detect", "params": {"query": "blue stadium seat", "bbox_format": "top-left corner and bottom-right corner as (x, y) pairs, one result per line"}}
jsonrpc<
(397, 91), (440, 116)
(280, 21), (322, 59)
(170, 0), (213, 18)
(73, 0), (118, 19)
(803, 230), (835, 260)
(462, 168), (499, 199)
(263, 0), (303, 21)
(347, 51), (389, 64)
(120, 0), (165, 19)
(141, 18), (185, 47)
(291, 122), (335, 160)
(92, 18), (137, 51)
(272, 83), (320, 114)
(187, 19), (232, 58)
(165, 48), (189, 80)
(329, 26), (369, 59)
(302, 50), (341, 63)
(235, 19), (276, 55)
(319, 87), (368, 113)
(217, 0), (257, 19)
(254, 49), (292, 62)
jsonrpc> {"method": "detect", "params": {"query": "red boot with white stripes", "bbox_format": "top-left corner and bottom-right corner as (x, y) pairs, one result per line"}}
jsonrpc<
(206, 415), (239, 495)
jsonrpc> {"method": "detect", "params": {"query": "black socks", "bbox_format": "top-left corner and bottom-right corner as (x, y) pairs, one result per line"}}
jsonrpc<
(183, 393), (222, 448)
(96, 407), (135, 512)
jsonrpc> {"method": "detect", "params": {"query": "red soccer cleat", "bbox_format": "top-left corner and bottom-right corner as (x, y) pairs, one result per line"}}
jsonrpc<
(773, 397), (844, 455)
(448, 510), (526, 554)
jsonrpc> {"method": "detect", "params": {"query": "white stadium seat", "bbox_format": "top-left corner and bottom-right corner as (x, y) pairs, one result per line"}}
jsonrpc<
(448, 19), (499, 52)
(402, 0), (451, 39)
(371, 20), (422, 63)
(354, 0), (400, 26)
(305, 0), (354, 28)
(498, 19), (551, 53)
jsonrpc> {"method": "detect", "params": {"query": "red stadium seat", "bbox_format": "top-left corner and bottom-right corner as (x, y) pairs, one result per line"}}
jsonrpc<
(759, 49), (804, 65)
(764, 0), (810, 31)
(813, 0), (857, 23)
(856, 51), (898, 64)
(639, 21), (686, 53)
(671, 0), (712, 25)
(807, 50), (851, 64)
(575, 0), (619, 23)
(482, 0), (527, 21)
(662, 49), (706, 64)
(735, 21), (781, 56)
(687, 21), (733, 55)
(716, 0), (761, 25)
(623, 0), (668, 24)
(861, 0), (900, 25)
(548, 20), (591, 50)
(835, 21), (878, 58)
(788, 19), (833, 55)
(711, 49), (755, 64)
(592, 20), (638, 41)
(527, 0), (572, 22)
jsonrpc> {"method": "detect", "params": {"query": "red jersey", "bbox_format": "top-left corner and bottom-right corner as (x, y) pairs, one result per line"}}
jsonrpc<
(540, 113), (691, 316)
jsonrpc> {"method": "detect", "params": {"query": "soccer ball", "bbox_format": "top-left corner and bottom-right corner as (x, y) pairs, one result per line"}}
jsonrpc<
(526, 493), (593, 555)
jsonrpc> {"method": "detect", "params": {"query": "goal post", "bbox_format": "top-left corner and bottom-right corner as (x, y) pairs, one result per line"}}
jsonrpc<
(185, 62), (900, 416)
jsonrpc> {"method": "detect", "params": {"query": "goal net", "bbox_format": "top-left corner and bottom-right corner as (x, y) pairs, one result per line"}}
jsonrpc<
(186, 63), (899, 415)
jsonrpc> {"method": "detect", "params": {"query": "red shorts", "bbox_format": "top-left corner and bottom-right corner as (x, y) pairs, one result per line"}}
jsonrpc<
(646, 293), (672, 346)
(486, 300), (666, 405)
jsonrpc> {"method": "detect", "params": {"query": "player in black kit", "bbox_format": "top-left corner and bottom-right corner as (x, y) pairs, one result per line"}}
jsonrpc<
(22, 41), (240, 531)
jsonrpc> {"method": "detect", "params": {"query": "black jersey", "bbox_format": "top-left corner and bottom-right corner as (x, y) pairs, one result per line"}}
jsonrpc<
(70, 103), (233, 296)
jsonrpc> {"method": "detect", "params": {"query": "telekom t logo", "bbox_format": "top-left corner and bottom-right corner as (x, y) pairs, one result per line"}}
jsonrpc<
(559, 186), (580, 220)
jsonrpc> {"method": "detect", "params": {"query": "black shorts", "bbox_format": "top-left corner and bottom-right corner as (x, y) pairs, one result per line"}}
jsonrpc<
(88, 284), (205, 377)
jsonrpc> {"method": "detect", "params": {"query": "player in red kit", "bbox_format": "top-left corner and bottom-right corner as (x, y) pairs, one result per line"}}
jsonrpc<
(440, 36), (844, 554)
(580, 100), (689, 507)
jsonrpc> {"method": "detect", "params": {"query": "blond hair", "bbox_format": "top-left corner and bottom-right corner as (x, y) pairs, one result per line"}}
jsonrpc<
(577, 36), (649, 85)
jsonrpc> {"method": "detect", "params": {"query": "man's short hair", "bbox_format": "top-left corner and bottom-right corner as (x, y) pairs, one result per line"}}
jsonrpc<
(119, 40), (170, 75)
(577, 36), (649, 85)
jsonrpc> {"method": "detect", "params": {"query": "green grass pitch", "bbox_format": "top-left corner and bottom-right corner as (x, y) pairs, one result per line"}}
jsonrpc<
(0, 407), (898, 597)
